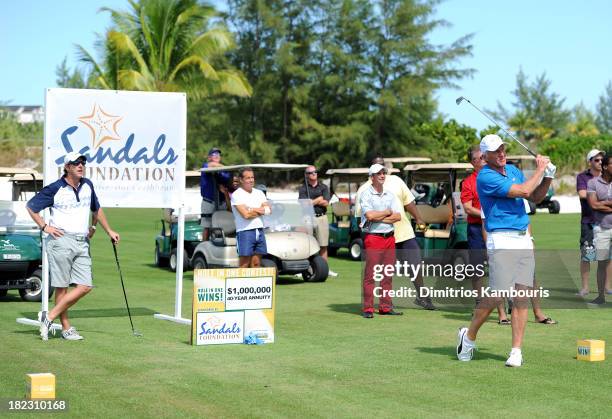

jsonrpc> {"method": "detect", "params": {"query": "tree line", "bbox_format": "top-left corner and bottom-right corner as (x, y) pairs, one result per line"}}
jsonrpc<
(39, 0), (612, 172)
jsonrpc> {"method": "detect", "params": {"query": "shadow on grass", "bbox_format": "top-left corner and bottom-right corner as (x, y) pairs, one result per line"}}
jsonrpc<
(327, 303), (363, 316)
(276, 276), (305, 286)
(416, 346), (506, 361)
(20, 307), (156, 319)
(0, 294), (27, 303)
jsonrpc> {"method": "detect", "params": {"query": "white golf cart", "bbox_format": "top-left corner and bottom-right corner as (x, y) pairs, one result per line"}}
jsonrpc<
(0, 167), (50, 301)
(190, 164), (329, 282)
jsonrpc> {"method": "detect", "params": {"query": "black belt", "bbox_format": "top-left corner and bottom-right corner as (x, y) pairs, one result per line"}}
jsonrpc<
(366, 231), (394, 238)
(315, 213), (326, 217)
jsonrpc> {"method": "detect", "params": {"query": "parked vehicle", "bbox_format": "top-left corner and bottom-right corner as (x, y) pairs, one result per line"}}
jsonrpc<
(403, 163), (472, 265)
(175, 164), (330, 282)
(506, 155), (560, 214)
(154, 171), (204, 271)
(0, 167), (50, 301)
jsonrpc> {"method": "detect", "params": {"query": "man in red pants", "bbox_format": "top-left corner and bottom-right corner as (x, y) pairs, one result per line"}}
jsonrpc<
(359, 164), (402, 318)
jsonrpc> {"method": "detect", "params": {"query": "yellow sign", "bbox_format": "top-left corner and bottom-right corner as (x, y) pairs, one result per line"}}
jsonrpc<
(577, 339), (605, 362)
(191, 267), (276, 346)
(26, 373), (55, 399)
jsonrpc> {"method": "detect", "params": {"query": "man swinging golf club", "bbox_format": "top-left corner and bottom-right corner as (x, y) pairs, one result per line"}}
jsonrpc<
(456, 134), (555, 367)
(27, 152), (120, 341)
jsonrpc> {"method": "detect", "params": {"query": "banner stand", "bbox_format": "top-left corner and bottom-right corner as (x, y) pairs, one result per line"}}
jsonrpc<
(154, 207), (191, 325)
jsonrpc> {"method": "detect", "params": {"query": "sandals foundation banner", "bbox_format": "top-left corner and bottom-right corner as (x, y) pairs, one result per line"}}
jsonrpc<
(44, 88), (186, 208)
(191, 267), (276, 346)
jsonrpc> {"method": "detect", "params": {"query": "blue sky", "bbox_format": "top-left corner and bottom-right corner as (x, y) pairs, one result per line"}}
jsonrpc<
(2, 1), (611, 131)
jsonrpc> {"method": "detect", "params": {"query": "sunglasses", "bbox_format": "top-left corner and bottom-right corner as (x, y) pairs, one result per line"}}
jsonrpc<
(69, 161), (86, 167)
(592, 158), (603, 162)
(306, 171), (318, 175)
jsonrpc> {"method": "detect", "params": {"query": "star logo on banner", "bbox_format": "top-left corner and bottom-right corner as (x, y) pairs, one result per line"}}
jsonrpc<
(207, 316), (222, 329)
(78, 104), (123, 149)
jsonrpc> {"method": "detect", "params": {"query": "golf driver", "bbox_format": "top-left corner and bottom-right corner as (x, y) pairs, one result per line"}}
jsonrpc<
(456, 96), (537, 157)
(111, 240), (142, 337)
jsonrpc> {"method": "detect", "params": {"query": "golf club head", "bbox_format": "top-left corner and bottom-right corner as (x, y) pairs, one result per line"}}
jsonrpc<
(132, 330), (143, 337)
(455, 96), (465, 105)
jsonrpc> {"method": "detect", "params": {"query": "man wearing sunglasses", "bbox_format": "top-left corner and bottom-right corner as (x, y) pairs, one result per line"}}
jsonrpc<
(298, 166), (337, 277)
(576, 149), (604, 296)
(27, 151), (120, 341)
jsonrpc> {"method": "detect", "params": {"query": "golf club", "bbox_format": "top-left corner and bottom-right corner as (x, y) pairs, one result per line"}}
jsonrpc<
(111, 240), (142, 337)
(455, 96), (537, 157)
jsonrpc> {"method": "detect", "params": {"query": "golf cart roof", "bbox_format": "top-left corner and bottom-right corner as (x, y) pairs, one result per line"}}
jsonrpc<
(0, 167), (39, 176)
(325, 167), (400, 176)
(186, 170), (201, 177)
(200, 163), (309, 173)
(403, 163), (473, 171)
(385, 157), (431, 164)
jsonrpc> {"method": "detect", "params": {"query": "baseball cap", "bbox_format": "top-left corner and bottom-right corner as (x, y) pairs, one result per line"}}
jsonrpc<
(368, 163), (387, 176)
(63, 152), (86, 165)
(208, 147), (221, 156)
(479, 134), (508, 154)
(586, 149), (603, 163)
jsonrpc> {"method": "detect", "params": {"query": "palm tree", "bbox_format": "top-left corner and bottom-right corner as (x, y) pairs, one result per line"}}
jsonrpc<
(76, 0), (251, 99)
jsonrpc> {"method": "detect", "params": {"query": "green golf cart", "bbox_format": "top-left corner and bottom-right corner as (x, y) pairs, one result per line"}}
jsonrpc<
(506, 155), (560, 214)
(325, 167), (403, 260)
(154, 171), (204, 271)
(404, 163), (473, 265)
(0, 167), (51, 301)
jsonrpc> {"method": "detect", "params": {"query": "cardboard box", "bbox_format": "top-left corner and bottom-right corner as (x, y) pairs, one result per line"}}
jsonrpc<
(26, 373), (55, 399)
(577, 339), (605, 362)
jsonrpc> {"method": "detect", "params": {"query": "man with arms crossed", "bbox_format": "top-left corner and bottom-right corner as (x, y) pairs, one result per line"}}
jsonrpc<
(27, 152), (120, 341)
(231, 167), (271, 268)
(586, 153), (612, 305)
(360, 164), (402, 318)
(456, 135), (554, 367)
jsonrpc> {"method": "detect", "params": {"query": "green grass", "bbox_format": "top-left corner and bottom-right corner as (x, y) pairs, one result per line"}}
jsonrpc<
(1, 210), (610, 418)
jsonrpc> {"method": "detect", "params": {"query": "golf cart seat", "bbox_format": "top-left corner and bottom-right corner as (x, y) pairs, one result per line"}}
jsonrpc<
(331, 201), (351, 228)
(418, 204), (452, 239)
(210, 211), (237, 246)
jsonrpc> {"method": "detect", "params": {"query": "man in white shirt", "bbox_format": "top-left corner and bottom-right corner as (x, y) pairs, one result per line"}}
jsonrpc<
(231, 167), (272, 267)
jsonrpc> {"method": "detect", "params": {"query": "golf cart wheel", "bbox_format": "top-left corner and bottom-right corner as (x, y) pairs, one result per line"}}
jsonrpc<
(19, 269), (54, 302)
(548, 200), (560, 214)
(191, 254), (208, 270)
(169, 248), (189, 272)
(155, 243), (168, 267)
(260, 258), (277, 269)
(349, 238), (363, 261)
(528, 200), (537, 215)
(302, 255), (329, 282)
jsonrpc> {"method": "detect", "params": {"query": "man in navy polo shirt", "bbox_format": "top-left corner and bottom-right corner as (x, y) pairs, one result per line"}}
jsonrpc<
(27, 152), (120, 341)
(456, 134), (554, 367)
(200, 147), (231, 241)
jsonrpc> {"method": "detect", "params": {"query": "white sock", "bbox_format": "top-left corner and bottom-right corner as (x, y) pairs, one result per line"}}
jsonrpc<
(465, 335), (475, 345)
(510, 347), (521, 354)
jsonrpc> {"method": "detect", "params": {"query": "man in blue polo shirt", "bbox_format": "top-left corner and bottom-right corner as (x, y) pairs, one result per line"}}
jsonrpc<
(200, 147), (231, 241)
(456, 134), (554, 367)
(27, 152), (120, 341)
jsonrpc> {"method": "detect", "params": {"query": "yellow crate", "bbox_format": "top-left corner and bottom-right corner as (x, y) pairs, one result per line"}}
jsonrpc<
(26, 373), (55, 399)
(577, 340), (606, 362)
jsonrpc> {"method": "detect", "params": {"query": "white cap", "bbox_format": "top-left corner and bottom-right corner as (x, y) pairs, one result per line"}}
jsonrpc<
(368, 163), (387, 176)
(479, 134), (507, 153)
(63, 152), (86, 165)
(586, 149), (603, 163)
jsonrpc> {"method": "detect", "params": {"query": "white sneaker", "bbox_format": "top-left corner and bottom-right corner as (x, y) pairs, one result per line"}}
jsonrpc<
(456, 327), (476, 361)
(293, 273), (303, 279)
(505, 349), (523, 367)
(37, 311), (55, 341)
(328, 270), (338, 277)
(61, 327), (84, 341)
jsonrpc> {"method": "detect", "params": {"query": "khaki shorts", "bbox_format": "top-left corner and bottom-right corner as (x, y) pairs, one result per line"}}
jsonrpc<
(200, 200), (215, 228)
(486, 232), (534, 291)
(593, 225), (612, 261)
(314, 214), (329, 247)
(46, 234), (93, 288)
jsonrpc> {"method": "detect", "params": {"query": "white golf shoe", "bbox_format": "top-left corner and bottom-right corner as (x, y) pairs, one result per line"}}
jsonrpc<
(505, 349), (523, 367)
(456, 327), (476, 361)
(38, 311), (55, 341)
(61, 327), (84, 341)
